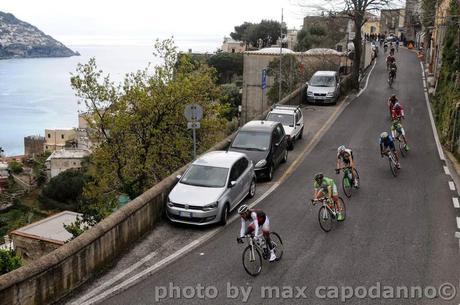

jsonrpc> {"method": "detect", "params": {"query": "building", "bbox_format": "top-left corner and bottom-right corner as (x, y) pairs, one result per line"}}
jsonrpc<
(44, 128), (77, 152)
(221, 37), (246, 53)
(362, 13), (381, 36)
(24, 135), (45, 158)
(0, 162), (8, 192)
(404, 0), (422, 44)
(380, 9), (406, 38)
(46, 149), (90, 178)
(10, 211), (82, 263)
(285, 29), (299, 50)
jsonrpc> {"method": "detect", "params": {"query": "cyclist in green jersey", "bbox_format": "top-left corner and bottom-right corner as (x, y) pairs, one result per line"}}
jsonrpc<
(313, 173), (345, 221)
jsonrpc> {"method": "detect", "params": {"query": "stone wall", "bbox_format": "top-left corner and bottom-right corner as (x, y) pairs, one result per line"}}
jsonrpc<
(11, 233), (62, 265)
(0, 136), (232, 305)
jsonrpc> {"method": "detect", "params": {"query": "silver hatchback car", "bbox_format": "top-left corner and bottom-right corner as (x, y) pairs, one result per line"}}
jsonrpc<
(166, 151), (256, 226)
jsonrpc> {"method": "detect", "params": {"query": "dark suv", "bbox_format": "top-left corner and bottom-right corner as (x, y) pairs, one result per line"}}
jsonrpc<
(229, 120), (288, 181)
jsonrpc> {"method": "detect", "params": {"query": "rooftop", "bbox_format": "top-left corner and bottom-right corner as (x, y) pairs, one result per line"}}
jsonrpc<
(240, 120), (279, 132)
(11, 211), (82, 244)
(247, 47), (295, 55)
(194, 151), (245, 168)
(303, 48), (343, 56)
(47, 149), (90, 161)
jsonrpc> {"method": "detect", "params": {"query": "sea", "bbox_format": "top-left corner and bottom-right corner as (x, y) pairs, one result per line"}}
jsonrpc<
(0, 43), (218, 156)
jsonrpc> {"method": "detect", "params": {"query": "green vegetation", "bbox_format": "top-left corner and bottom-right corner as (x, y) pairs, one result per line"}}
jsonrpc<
(7, 161), (23, 174)
(70, 39), (230, 222)
(32, 152), (50, 186)
(207, 53), (243, 84)
(0, 248), (21, 275)
(42, 170), (86, 204)
(266, 54), (304, 104)
(230, 20), (287, 48)
(295, 25), (345, 52)
(432, 0), (460, 154)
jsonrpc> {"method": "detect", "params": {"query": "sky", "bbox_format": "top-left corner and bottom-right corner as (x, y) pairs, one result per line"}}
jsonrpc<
(1, 0), (312, 51)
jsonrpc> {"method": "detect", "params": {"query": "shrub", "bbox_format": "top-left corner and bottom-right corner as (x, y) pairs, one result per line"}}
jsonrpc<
(7, 161), (23, 174)
(42, 170), (86, 203)
(0, 248), (22, 275)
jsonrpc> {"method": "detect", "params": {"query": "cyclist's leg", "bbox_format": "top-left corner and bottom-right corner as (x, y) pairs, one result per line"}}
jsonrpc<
(261, 217), (272, 250)
(401, 128), (408, 145)
(390, 143), (399, 163)
(332, 184), (341, 211)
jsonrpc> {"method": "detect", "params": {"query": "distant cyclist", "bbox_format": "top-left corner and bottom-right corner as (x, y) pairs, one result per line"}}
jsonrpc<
(388, 95), (399, 117)
(380, 132), (400, 168)
(313, 173), (345, 221)
(389, 61), (397, 79)
(391, 119), (409, 151)
(386, 53), (395, 70)
(336, 145), (358, 187)
(237, 205), (276, 262)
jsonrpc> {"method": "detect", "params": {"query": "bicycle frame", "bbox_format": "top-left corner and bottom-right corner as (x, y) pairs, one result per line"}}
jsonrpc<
(243, 235), (265, 261)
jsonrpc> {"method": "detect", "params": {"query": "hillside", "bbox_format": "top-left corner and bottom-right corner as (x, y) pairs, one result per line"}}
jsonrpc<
(0, 12), (78, 59)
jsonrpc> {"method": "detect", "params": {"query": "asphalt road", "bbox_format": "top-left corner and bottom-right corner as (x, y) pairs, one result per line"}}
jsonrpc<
(100, 49), (460, 305)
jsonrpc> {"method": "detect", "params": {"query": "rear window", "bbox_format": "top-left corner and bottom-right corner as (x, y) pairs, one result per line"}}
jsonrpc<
(266, 113), (295, 126)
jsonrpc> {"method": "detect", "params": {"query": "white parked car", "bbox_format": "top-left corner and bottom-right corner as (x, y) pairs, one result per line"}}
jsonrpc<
(265, 105), (304, 150)
(166, 151), (256, 226)
(306, 71), (341, 104)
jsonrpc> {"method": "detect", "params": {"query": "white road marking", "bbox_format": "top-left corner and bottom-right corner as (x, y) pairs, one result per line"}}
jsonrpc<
(453, 197), (460, 209)
(444, 166), (451, 175)
(74, 63), (375, 305)
(357, 60), (377, 97)
(449, 181), (456, 191)
(457, 217), (460, 229)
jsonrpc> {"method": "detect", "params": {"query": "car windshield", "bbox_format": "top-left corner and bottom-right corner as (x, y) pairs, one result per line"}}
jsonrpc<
(309, 75), (336, 87)
(231, 131), (270, 151)
(266, 113), (294, 126)
(180, 165), (228, 188)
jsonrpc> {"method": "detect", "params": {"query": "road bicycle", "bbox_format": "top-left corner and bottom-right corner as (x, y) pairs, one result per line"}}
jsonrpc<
(238, 232), (283, 276)
(338, 166), (360, 198)
(388, 73), (394, 88)
(312, 196), (346, 232)
(382, 149), (399, 177)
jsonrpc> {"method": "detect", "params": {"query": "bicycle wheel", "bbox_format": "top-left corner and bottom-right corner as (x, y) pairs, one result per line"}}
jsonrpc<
(342, 174), (352, 198)
(388, 155), (398, 177)
(318, 206), (333, 232)
(269, 232), (284, 261)
(242, 245), (262, 276)
(399, 141), (407, 158)
(337, 197), (346, 219)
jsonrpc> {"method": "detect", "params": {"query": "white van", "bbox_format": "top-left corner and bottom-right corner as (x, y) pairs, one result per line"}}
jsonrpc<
(306, 71), (340, 104)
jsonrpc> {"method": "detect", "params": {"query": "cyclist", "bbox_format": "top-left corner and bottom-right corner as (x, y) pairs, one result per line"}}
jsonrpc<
(391, 102), (405, 120)
(386, 53), (395, 70)
(237, 205), (276, 262)
(313, 173), (345, 221)
(389, 61), (397, 80)
(380, 132), (400, 168)
(396, 40), (400, 52)
(391, 119), (410, 151)
(388, 94), (399, 117)
(336, 145), (358, 187)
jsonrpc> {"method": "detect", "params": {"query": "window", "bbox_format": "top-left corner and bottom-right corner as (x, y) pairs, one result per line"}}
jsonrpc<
(272, 125), (283, 144)
(266, 113), (294, 126)
(230, 158), (248, 182)
(48, 134), (51, 138)
(295, 111), (300, 124)
(61, 134), (64, 139)
(181, 165), (229, 188)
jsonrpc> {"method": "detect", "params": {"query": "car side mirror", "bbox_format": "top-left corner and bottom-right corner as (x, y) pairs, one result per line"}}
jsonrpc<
(296, 123), (301, 126)
(229, 181), (237, 187)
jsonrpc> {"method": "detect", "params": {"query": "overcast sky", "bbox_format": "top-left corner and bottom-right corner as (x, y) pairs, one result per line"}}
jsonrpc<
(2, 0), (312, 50)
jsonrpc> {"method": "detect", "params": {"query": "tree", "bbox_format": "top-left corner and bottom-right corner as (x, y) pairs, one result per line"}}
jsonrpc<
(32, 151), (51, 186)
(42, 170), (86, 203)
(220, 83), (242, 120)
(300, 0), (390, 89)
(230, 20), (287, 48)
(0, 249), (22, 275)
(207, 53), (243, 84)
(7, 161), (23, 174)
(70, 39), (227, 221)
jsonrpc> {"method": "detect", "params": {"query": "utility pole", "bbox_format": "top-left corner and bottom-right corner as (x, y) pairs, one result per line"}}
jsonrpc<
(279, 8), (283, 102)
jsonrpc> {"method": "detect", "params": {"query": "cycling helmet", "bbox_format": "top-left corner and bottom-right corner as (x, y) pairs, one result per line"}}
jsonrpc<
(238, 205), (249, 214)
(337, 145), (346, 154)
(380, 132), (389, 139)
(314, 172), (324, 183)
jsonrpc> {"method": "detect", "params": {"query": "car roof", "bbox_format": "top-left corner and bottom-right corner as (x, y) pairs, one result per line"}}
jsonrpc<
(268, 108), (296, 115)
(240, 120), (279, 132)
(193, 151), (246, 168)
(313, 71), (337, 77)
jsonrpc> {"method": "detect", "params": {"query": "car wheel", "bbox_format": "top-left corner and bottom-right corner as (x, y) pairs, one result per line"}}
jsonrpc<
(219, 204), (229, 226)
(298, 127), (304, 139)
(267, 164), (274, 181)
(281, 149), (288, 163)
(247, 178), (256, 198)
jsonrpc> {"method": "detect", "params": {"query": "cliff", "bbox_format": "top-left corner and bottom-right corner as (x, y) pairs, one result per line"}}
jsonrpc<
(0, 12), (78, 59)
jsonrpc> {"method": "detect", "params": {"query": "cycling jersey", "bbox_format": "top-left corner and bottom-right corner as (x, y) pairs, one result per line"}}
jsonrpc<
(380, 135), (396, 151)
(391, 103), (405, 119)
(391, 121), (405, 137)
(386, 56), (395, 63)
(240, 210), (267, 238)
(338, 149), (353, 164)
(314, 177), (338, 196)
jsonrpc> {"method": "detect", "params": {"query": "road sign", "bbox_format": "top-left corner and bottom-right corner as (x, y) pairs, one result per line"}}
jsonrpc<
(261, 69), (267, 90)
(184, 104), (203, 122)
(187, 122), (201, 129)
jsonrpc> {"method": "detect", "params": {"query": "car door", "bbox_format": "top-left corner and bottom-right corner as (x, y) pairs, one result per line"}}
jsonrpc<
(272, 124), (284, 165)
(228, 160), (244, 206)
(238, 157), (251, 202)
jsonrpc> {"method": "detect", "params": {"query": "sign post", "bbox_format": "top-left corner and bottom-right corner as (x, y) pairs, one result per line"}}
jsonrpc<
(184, 104), (203, 159)
(261, 69), (267, 114)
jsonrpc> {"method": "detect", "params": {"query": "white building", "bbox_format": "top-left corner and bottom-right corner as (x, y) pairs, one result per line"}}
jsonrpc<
(46, 149), (90, 178)
(221, 37), (246, 53)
